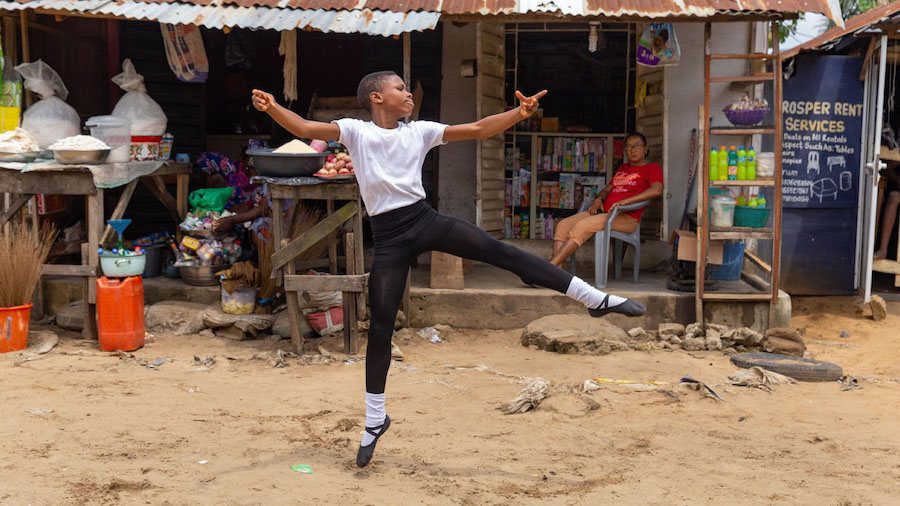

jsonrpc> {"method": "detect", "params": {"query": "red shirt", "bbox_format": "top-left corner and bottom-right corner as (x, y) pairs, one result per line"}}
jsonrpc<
(603, 162), (663, 221)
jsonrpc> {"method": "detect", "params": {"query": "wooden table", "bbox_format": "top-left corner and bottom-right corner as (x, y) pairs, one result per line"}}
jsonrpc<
(265, 179), (369, 354)
(0, 162), (190, 339)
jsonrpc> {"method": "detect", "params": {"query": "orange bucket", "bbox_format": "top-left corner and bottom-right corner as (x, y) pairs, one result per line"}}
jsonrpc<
(0, 303), (32, 353)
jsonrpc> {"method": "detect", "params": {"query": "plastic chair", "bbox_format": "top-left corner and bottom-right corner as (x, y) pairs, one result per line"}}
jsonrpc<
(568, 200), (650, 288)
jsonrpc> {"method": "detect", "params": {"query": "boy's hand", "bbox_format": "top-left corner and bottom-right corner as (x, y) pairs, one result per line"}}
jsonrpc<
(515, 90), (548, 118)
(251, 90), (275, 112)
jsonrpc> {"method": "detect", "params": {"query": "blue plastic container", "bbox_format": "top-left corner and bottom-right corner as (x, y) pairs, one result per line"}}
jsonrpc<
(709, 242), (746, 281)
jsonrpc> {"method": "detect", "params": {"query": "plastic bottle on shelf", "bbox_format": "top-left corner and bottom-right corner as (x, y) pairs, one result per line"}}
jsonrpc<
(737, 146), (747, 180)
(709, 147), (719, 183)
(747, 146), (757, 180)
(535, 213), (545, 239)
(717, 146), (728, 181)
(521, 211), (530, 239)
(727, 146), (738, 180)
(545, 213), (555, 239)
(757, 194), (767, 208)
(737, 192), (747, 206)
(748, 194), (759, 207)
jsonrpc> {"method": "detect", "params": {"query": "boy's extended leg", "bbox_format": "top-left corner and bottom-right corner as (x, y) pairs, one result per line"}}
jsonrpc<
(357, 247), (410, 467)
(418, 213), (645, 317)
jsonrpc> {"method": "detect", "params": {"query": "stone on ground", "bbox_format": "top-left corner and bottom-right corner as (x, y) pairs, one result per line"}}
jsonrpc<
(627, 327), (648, 339)
(658, 323), (685, 338)
(765, 328), (804, 344)
(145, 301), (211, 336)
(725, 327), (764, 347)
(522, 314), (628, 355)
(705, 335), (723, 351)
(870, 295), (887, 321)
(683, 337), (706, 351)
(684, 322), (704, 339)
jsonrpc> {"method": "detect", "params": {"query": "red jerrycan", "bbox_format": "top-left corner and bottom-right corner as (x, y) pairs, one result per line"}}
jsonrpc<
(96, 276), (145, 352)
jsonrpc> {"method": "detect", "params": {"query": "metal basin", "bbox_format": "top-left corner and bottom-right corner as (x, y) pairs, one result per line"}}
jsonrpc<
(178, 264), (228, 286)
(53, 149), (110, 165)
(247, 149), (327, 177)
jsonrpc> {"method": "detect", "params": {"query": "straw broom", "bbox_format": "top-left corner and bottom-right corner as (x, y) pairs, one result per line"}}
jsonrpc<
(0, 222), (57, 308)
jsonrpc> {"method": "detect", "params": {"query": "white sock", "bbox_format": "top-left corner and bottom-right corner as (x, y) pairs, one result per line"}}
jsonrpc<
(566, 276), (627, 310)
(361, 392), (385, 446)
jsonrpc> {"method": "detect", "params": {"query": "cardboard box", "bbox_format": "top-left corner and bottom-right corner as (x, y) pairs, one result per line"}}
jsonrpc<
(669, 230), (724, 265)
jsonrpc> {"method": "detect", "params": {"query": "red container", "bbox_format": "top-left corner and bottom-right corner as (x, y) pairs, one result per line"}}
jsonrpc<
(96, 276), (145, 352)
(0, 303), (32, 353)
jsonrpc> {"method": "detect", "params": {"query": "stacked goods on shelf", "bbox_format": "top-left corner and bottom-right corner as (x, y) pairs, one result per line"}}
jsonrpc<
(537, 137), (606, 173)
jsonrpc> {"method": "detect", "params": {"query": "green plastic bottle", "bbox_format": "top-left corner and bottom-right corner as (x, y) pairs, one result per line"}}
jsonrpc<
(727, 146), (738, 180)
(757, 194), (766, 207)
(747, 146), (757, 181)
(717, 146), (728, 181)
(737, 146), (747, 180)
(737, 192), (747, 206)
(748, 194), (758, 207)
(709, 148), (719, 183)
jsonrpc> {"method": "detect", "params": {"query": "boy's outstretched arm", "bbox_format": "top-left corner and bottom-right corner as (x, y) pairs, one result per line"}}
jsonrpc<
(443, 90), (547, 142)
(252, 89), (340, 142)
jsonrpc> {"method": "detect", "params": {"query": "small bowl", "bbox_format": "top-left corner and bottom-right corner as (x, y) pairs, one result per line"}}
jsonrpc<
(53, 149), (110, 165)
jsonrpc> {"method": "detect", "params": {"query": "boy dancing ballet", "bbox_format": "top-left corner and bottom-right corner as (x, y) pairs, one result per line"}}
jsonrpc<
(251, 71), (645, 468)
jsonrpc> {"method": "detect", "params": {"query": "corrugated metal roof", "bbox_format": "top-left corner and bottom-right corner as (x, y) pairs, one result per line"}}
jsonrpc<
(1, 0), (843, 34)
(0, 0), (440, 35)
(784, 1), (900, 58)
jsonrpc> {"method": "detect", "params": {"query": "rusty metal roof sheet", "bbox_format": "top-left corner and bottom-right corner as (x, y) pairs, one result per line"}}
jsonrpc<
(1, 0), (844, 34)
(0, 0), (440, 35)
(784, 1), (900, 58)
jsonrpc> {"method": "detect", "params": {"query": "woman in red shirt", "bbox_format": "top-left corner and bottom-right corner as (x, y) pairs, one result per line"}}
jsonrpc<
(550, 132), (663, 267)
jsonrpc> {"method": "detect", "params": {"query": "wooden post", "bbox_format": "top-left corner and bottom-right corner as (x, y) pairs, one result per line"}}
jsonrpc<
(696, 23), (712, 327)
(354, 196), (365, 320)
(20, 11), (31, 108)
(274, 197), (305, 354)
(344, 231), (359, 354)
(80, 242), (96, 340)
(86, 189), (103, 307)
(327, 199), (338, 274)
(770, 19), (784, 327)
(403, 32), (411, 91)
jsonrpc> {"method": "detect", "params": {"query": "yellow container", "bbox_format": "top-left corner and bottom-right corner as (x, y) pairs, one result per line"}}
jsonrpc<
(0, 107), (21, 132)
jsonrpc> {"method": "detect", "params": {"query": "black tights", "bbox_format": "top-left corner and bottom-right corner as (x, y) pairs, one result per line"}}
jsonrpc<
(366, 200), (574, 393)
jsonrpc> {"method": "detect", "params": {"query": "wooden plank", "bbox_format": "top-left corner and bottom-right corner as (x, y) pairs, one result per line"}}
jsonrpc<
(151, 162), (192, 177)
(771, 21), (784, 328)
(859, 37), (877, 82)
(709, 127), (775, 135)
(0, 193), (32, 225)
(100, 179), (139, 248)
(353, 198), (365, 320)
(176, 173), (189, 221)
(140, 177), (180, 223)
(872, 258), (900, 275)
(710, 74), (775, 83)
(0, 169), (95, 195)
(284, 274), (368, 292)
(744, 250), (772, 273)
(42, 264), (98, 276)
(702, 293), (773, 301)
(711, 178), (775, 187)
(86, 189), (103, 305)
(268, 183), (359, 201)
(697, 24), (711, 328)
(273, 198), (305, 355)
(271, 201), (358, 271)
(710, 227), (773, 240)
(80, 243), (96, 340)
(327, 200), (338, 274)
(344, 231), (359, 354)
(430, 252), (465, 290)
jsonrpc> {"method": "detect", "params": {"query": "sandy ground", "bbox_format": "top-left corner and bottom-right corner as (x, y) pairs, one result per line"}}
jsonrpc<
(1, 298), (899, 505)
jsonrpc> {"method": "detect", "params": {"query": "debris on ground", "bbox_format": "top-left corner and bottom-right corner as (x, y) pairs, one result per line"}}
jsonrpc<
(498, 377), (551, 414)
(2, 330), (59, 360)
(840, 331), (851, 338)
(763, 328), (806, 357)
(27, 408), (53, 415)
(417, 327), (443, 343)
(658, 323), (685, 339)
(146, 301), (211, 336)
(291, 464), (314, 474)
(870, 295), (887, 321)
(839, 375), (863, 391)
(728, 367), (795, 391)
(193, 356), (215, 368)
(391, 341), (404, 361)
(583, 378), (667, 392)
(679, 375), (723, 401)
(627, 327), (647, 339)
(522, 314), (627, 355)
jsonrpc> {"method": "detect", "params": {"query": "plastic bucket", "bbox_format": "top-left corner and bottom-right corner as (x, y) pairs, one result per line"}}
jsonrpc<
(0, 303), (33, 353)
(87, 115), (131, 163)
(143, 245), (164, 278)
(131, 136), (162, 161)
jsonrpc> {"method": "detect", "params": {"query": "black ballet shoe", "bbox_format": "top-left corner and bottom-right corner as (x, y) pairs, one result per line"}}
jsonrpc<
(356, 414), (391, 468)
(588, 295), (646, 318)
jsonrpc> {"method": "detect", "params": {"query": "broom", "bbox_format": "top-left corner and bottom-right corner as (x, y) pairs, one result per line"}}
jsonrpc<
(0, 222), (57, 307)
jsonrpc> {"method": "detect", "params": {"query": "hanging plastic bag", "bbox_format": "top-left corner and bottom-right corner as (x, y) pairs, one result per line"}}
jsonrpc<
(14, 60), (80, 148)
(111, 58), (167, 135)
(160, 24), (209, 84)
(637, 23), (680, 67)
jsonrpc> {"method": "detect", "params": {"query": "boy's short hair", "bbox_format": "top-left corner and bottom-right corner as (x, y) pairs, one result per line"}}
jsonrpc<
(357, 71), (399, 112)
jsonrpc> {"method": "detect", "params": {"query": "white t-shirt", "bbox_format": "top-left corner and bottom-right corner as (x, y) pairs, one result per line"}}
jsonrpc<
(334, 118), (447, 216)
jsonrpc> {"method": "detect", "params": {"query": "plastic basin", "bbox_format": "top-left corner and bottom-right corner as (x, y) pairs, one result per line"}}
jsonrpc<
(247, 149), (328, 177)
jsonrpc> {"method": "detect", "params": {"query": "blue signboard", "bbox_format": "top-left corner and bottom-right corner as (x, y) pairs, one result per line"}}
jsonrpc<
(782, 55), (864, 209)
